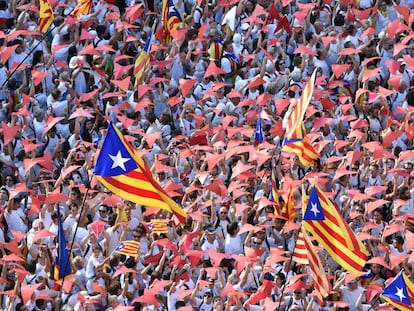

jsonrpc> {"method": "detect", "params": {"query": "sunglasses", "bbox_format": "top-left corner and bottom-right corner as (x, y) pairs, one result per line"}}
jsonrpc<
(99, 210), (107, 213)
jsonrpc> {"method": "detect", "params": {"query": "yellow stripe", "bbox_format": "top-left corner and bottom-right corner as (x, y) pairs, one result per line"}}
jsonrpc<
(111, 174), (158, 193)
(303, 222), (366, 274)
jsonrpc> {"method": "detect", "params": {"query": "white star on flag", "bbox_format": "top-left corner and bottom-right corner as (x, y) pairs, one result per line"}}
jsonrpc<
(310, 202), (320, 217)
(395, 286), (406, 301)
(109, 151), (130, 171)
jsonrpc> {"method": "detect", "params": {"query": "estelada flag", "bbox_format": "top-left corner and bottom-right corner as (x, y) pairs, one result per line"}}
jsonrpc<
(94, 122), (187, 223)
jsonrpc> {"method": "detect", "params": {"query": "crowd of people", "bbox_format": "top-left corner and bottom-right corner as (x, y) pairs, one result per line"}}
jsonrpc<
(0, 0), (414, 310)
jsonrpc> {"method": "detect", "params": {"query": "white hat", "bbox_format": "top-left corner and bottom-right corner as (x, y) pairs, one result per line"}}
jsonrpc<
(68, 56), (86, 70)
(241, 23), (249, 31)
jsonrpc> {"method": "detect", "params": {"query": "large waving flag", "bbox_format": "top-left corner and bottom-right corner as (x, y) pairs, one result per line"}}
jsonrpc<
(282, 70), (319, 166)
(94, 123), (187, 223)
(162, 0), (183, 41)
(302, 185), (368, 275)
(55, 207), (72, 279)
(39, 0), (54, 33)
(73, 0), (92, 19)
(381, 271), (414, 311)
(134, 30), (153, 87)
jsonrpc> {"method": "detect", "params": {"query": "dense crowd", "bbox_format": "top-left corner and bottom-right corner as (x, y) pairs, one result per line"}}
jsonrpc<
(0, 0), (414, 310)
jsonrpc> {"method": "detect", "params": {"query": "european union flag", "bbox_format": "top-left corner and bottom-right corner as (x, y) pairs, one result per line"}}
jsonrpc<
(56, 207), (71, 279)
(254, 115), (263, 148)
(303, 186), (325, 221)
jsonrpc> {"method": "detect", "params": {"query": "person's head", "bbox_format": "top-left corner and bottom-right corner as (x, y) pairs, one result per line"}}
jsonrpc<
(372, 208), (383, 223)
(0, 186), (9, 201)
(218, 207), (228, 220)
(97, 204), (109, 219)
(203, 290), (214, 303)
(93, 244), (103, 257)
(392, 235), (404, 250)
(227, 221), (239, 236)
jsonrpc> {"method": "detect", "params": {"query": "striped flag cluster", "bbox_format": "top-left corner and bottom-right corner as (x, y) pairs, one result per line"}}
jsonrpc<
(93, 122), (187, 223)
(39, 0), (54, 33)
(134, 30), (152, 87)
(161, 0), (183, 42)
(114, 241), (140, 257)
(282, 70), (319, 166)
(302, 185), (368, 275)
(381, 270), (414, 311)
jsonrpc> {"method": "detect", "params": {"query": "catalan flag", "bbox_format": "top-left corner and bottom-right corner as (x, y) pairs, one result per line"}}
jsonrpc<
(254, 115), (263, 149)
(55, 207), (72, 279)
(149, 219), (169, 234)
(381, 270), (414, 311)
(162, 0), (183, 42)
(39, 0), (54, 33)
(73, 0), (92, 19)
(302, 185), (368, 275)
(134, 29), (152, 87)
(300, 228), (331, 304)
(94, 122), (187, 223)
(114, 240), (140, 257)
(282, 70), (319, 166)
(292, 229), (308, 265)
(282, 124), (319, 166)
(281, 183), (295, 221)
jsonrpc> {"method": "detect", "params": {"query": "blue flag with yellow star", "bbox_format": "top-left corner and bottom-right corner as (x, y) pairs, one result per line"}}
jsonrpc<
(382, 271), (414, 311)
(94, 122), (187, 223)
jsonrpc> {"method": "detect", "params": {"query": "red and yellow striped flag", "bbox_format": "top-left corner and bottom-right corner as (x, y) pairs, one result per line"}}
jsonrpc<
(73, 0), (92, 19)
(282, 70), (319, 166)
(39, 0), (54, 33)
(303, 185), (368, 275)
(300, 228), (331, 304)
(281, 183), (295, 221)
(149, 219), (169, 234)
(94, 122), (187, 223)
(134, 30), (152, 87)
(162, 0), (183, 42)
(114, 240), (140, 257)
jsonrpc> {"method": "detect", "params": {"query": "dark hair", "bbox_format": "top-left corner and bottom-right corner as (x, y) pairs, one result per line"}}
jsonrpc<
(227, 222), (239, 235)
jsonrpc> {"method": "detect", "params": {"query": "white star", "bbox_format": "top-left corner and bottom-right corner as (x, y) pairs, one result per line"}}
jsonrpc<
(109, 151), (130, 171)
(310, 202), (320, 217)
(395, 286), (406, 302)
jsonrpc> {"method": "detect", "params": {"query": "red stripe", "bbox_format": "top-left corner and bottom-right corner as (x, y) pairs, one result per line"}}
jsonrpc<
(102, 176), (163, 201)
(307, 222), (365, 271)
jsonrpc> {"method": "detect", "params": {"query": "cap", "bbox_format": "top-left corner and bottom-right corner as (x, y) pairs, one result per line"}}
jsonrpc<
(241, 23), (249, 31)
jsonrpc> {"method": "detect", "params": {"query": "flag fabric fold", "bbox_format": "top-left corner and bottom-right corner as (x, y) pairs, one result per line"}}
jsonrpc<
(55, 207), (72, 279)
(94, 122), (187, 223)
(282, 70), (319, 166)
(39, 0), (54, 33)
(73, 0), (92, 19)
(381, 270), (414, 311)
(302, 185), (368, 275)
(161, 0), (183, 41)
(114, 240), (140, 257)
